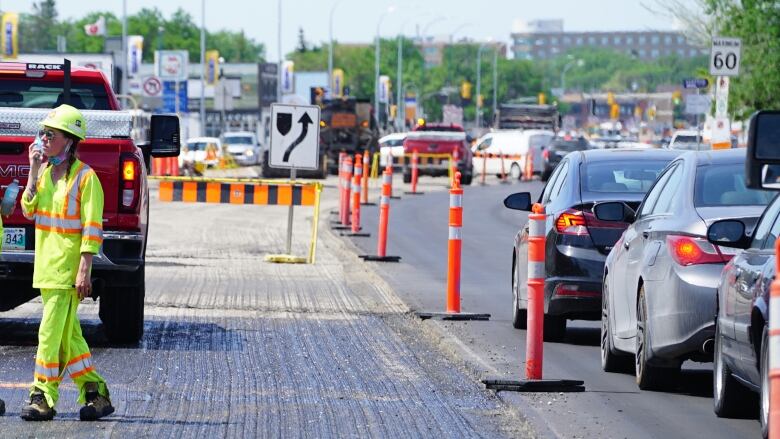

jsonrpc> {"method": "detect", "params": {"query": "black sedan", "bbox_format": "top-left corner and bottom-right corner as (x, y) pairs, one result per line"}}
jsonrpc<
(541, 136), (590, 181)
(504, 149), (680, 341)
(706, 192), (780, 437)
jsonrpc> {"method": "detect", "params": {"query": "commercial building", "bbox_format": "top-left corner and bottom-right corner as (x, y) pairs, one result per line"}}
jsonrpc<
(511, 19), (705, 61)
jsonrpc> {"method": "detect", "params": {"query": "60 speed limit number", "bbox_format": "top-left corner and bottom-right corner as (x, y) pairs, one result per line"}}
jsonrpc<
(710, 37), (741, 77)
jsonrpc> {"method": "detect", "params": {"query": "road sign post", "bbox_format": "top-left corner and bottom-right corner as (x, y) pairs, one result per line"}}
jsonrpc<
(267, 103), (321, 264)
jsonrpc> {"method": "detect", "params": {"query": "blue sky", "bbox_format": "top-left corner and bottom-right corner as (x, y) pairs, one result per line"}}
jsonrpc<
(2, 0), (697, 60)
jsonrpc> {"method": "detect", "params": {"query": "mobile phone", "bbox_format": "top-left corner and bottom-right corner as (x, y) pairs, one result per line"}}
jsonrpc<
(33, 133), (43, 152)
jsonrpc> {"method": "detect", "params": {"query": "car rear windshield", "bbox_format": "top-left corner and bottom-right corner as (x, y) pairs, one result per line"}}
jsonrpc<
(582, 160), (668, 193)
(695, 163), (774, 206)
(224, 137), (253, 144)
(0, 79), (111, 110)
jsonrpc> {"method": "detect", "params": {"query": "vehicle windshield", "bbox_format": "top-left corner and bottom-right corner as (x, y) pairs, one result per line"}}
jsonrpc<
(0, 79), (111, 110)
(695, 163), (774, 207)
(224, 136), (253, 145)
(582, 160), (668, 193)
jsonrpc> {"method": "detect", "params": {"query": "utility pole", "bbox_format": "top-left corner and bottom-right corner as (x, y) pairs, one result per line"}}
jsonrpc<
(396, 35), (403, 130)
(199, 0), (206, 136)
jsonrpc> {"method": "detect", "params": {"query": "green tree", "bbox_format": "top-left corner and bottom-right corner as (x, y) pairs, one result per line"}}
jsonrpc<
(703, 0), (780, 118)
(19, 0), (59, 53)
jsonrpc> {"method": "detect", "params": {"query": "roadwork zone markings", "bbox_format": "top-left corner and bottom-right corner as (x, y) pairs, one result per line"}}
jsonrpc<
(153, 176), (322, 264)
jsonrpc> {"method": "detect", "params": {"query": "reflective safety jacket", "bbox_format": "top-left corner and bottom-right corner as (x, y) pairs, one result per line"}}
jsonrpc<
(21, 159), (104, 289)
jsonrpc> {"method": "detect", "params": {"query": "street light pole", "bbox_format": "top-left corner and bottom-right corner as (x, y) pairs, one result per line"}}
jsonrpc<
(374, 7), (394, 125)
(475, 42), (490, 129)
(328, 0), (342, 95)
(560, 58), (583, 96)
(396, 33), (403, 130)
(199, 0), (206, 136)
(418, 16), (444, 119)
(492, 46), (498, 128)
(121, 0), (127, 108)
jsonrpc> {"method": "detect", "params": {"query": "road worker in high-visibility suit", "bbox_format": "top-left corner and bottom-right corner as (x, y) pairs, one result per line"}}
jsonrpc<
(19, 104), (114, 422)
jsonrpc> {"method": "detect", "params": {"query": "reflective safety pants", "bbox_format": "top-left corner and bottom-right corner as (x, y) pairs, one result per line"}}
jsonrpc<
(31, 289), (109, 408)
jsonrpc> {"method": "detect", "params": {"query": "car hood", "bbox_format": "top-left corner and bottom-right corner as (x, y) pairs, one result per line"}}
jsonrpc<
(227, 145), (252, 153)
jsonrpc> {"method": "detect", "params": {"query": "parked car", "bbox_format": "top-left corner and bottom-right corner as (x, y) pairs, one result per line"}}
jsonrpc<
(668, 129), (705, 150)
(222, 131), (261, 166)
(705, 194), (780, 437)
(541, 136), (590, 181)
(180, 137), (222, 175)
(473, 130), (553, 180)
(379, 132), (407, 169)
(598, 149), (773, 390)
(503, 149), (680, 341)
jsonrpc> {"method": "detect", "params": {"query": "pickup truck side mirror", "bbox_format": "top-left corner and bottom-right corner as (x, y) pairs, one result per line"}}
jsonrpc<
(593, 201), (635, 223)
(746, 110), (780, 190)
(149, 115), (181, 158)
(707, 219), (750, 250)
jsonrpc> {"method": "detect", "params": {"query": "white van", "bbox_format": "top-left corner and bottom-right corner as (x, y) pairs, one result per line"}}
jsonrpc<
(471, 130), (554, 179)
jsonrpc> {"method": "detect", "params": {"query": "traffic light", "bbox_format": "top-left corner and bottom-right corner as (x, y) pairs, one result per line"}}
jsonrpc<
(610, 103), (620, 120)
(461, 81), (472, 101)
(672, 90), (682, 106)
(538, 92), (546, 105)
(607, 92), (615, 105)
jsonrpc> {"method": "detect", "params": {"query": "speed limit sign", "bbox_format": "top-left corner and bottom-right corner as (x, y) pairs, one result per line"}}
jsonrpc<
(710, 37), (741, 77)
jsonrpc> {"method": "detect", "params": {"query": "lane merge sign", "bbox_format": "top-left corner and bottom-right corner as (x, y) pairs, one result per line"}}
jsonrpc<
(683, 78), (709, 89)
(710, 37), (741, 77)
(270, 103), (321, 170)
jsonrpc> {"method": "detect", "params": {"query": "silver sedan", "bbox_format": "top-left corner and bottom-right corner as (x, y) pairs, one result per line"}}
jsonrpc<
(597, 149), (772, 390)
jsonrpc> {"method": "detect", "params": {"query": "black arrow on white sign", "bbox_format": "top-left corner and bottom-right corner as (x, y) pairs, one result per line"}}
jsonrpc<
(283, 112), (313, 162)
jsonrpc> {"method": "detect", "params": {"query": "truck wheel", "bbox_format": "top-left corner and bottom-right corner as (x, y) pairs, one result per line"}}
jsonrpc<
(99, 266), (145, 344)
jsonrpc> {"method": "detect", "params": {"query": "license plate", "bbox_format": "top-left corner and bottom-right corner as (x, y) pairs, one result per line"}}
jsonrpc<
(3, 227), (25, 251)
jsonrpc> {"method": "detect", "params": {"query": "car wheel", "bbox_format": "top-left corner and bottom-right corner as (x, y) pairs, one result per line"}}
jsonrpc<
(510, 164), (522, 180)
(761, 325), (769, 438)
(512, 260), (527, 329)
(635, 286), (676, 390)
(601, 276), (631, 372)
(713, 317), (754, 417)
(543, 315), (566, 342)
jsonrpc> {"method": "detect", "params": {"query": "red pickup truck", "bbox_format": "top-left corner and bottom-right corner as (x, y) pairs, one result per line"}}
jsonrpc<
(0, 62), (180, 343)
(402, 123), (473, 185)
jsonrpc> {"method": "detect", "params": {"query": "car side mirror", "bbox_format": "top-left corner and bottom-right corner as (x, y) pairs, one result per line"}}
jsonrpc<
(707, 219), (750, 249)
(593, 201), (635, 223)
(503, 192), (532, 211)
(746, 110), (780, 190)
(149, 114), (181, 158)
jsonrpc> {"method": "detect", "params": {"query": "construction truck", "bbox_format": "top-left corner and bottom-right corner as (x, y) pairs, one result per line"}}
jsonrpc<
(495, 104), (560, 131)
(319, 98), (380, 175)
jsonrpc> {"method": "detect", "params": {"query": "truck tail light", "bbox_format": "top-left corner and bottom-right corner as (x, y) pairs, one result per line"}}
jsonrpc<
(667, 235), (730, 266)
(120, 154), (141, 212)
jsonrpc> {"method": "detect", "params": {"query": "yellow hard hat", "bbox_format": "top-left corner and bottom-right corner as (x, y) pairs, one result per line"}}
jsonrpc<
(41, 104), (87, 140)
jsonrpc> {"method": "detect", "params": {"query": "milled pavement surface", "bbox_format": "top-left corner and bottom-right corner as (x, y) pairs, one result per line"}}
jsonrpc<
(0, 168), (532, 438)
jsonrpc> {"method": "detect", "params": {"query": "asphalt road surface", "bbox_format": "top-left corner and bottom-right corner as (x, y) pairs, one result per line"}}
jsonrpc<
(0, 176), (530, 438)
(344, 175), (762, 439)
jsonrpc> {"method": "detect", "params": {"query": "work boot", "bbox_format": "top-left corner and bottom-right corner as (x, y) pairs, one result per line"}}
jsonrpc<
(0, 398), (5, 415)
(20, 390), (55, 421)
(79, 383), (114, 421)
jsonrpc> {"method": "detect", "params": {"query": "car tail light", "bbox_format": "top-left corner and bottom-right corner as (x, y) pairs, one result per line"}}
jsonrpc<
(556, 208), (627, 236)
(553, 284), (601, 298)
(667, 235), (730, 266)
(120, 154), (141, 212)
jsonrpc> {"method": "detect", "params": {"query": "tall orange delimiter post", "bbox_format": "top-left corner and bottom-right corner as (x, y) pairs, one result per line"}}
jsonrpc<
(770, 238), (780, 439)
(526, 203), (547, 380)
(446, 172), (464, 313)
